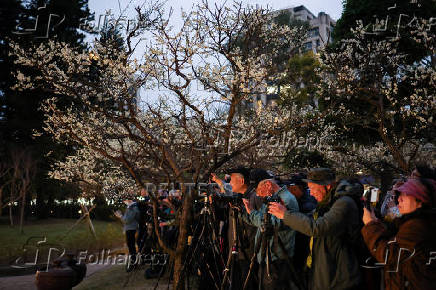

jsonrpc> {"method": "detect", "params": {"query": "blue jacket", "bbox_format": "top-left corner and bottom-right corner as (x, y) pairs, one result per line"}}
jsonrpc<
(245, 186), (299, 263)
(122, 202), (140, 232)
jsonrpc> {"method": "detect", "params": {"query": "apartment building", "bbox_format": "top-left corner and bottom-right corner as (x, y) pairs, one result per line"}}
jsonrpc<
(241, 5), (336, 111)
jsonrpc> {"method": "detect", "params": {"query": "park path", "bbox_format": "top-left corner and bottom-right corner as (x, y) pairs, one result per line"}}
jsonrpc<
(0, 264), (112, 290)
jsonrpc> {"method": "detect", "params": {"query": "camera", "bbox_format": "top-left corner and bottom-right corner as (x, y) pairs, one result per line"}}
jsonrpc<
(363, 186), (380, 209)
(263, 194), (281, 204)
(213, 193), (243, 204)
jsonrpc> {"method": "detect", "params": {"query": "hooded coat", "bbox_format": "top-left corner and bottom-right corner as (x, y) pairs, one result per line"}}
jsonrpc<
(282, 180), (362, 290)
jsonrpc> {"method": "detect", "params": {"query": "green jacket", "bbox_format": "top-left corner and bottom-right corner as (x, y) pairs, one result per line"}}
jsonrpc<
(282, 190), (361, 290)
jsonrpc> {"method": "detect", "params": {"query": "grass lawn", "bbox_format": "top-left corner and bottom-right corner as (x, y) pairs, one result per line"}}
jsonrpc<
(0, 217), (125, 265)
(73, 265), (171, 290)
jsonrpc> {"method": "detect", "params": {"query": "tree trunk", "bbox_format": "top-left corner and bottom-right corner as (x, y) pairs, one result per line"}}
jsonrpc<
(0, 188), (3, 217)
(379, 167), (393, 195)
(19, 189), (26, 234)
(172, 184), (194, 290)
(35, 189), (45, 219)
(9, 193), (14, 227)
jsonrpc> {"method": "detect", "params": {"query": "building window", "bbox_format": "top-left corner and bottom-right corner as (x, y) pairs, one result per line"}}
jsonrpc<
(309, 27), (319, 37)
(316, 39), (320, 47)
(304, 42), (312, 50)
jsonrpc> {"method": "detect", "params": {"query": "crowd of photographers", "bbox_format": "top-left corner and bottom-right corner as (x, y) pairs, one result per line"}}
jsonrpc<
(115, 164), (436, 290)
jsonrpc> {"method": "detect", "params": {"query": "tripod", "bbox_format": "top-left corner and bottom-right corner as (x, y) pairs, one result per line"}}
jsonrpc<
(243, 208), (304, 290)
(220, 204), (255, 290)
(181, 194), (225, 290)
(243, 208), (273, 290)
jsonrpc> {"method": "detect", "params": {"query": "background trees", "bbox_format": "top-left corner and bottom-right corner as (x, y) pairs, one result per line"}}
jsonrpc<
(0, 0), (93, 220)
(277, 1), (435, 180)
(12, 1), (307, 287)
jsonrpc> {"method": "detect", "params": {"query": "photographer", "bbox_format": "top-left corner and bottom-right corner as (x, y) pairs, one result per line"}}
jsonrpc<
(268, 169), (362, 290)
(114, 198), (141, 272)
(243, 179), (299, 290)
(285, 174), (317, 272)
(136, 189), (152, 253)
(213, 167), (260, 289)
(159, 189), (182, 247)
(362, 177), (436, 290)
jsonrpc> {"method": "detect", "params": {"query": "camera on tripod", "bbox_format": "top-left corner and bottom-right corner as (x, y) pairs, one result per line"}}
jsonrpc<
(213, 193), (244, 207)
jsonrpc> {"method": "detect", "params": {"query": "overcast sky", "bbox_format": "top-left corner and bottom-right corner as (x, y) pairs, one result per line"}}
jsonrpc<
(86, 0), (344, 103)
(88, 0), (344, 24)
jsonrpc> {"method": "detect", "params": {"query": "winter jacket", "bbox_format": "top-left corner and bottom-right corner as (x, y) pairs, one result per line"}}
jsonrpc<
(282, 187), (362, 290)
(246, 186), (299, 263)
(121, 202), (140, 232)
(361, 208), (436, 290)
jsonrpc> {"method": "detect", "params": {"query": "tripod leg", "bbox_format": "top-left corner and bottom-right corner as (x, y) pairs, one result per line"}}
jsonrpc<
(257, 234), (269, 290)
(243, 251), (258, 290)
(265, 243), (272, 283)
(258, 262), (263, 290)
(221, 247), (234, 290)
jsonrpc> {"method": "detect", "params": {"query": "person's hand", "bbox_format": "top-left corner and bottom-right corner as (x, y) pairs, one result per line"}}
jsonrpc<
(211, 173), (225, 191)
(268, 202), (286, 219)
(159, 222), (167, 227)
(243, 198), (253, 214)
(114, 210), (122, 218)
(211, 173), (220, 183)
(363, 207), (378, 225)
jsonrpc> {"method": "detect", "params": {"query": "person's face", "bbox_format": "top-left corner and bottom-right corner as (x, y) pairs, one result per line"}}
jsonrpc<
(288, 185), (304, 199)
(230, 173), (245, 194)
(140, 189), (148, 197)
(308, 182), (329, 202)
(123, 199), (133, 206)
(398, 192), (422, 215)
(411, 169), (421, 178)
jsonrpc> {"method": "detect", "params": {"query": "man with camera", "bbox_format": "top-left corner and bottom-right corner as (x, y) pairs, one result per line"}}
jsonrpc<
(268, 168), (362, 290)
(211, 167), (264, 289)
(242, 178), (299, 290)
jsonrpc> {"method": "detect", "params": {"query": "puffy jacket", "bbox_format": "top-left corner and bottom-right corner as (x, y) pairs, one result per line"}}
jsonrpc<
(361, 208), (436, 290)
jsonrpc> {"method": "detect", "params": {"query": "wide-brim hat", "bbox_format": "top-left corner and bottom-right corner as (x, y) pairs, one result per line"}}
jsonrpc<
(302, 168), (336, 185)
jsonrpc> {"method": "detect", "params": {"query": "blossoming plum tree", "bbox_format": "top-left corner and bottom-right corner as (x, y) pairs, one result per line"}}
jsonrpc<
(12, 1), (306, 287)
